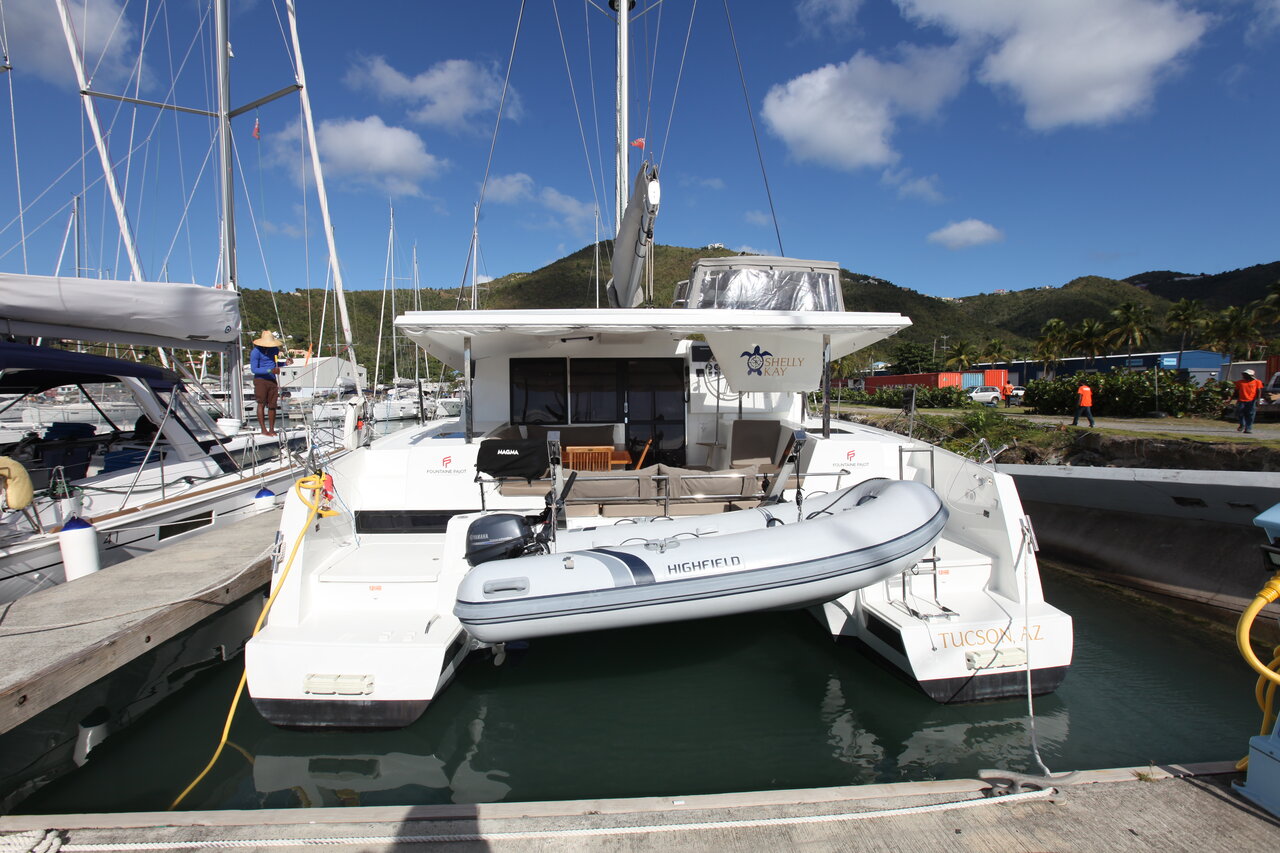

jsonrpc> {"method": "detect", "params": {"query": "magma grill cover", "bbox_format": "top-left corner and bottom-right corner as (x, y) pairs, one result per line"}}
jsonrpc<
(476, 440), (549, 483)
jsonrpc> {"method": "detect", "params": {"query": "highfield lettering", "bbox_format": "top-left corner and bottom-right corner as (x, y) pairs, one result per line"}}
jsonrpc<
(938, 624), (1044, 649)
(667, 555), (742, 575)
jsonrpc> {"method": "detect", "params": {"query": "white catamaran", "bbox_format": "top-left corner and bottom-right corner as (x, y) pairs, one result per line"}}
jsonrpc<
(245, 4), (1072, 728)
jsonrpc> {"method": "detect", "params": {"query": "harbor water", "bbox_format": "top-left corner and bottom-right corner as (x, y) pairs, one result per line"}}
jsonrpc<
(14, 564), (1263, 814)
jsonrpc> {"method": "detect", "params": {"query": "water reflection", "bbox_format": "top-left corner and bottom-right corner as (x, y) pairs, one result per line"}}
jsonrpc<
(16, 569), (1258, 814)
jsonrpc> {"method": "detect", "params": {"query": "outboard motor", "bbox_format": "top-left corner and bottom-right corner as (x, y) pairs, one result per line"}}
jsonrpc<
(464, 514), (539, 566)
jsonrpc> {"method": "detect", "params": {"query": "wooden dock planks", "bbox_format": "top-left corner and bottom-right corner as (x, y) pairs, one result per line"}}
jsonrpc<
(0, 509), (278, 734)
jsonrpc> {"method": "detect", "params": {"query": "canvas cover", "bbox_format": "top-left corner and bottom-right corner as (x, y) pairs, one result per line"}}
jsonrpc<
(476, 439), (550, 483)
(606, 163), (660, 309)
(0, 273), (241, 351)
(676, 257), (844, 312)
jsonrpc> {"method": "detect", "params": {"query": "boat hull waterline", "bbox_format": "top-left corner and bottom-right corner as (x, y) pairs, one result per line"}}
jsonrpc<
(455, 479), (948, 642)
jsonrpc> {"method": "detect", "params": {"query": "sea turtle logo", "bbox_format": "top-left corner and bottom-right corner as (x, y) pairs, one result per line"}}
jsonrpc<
(740, 345), (771, 376)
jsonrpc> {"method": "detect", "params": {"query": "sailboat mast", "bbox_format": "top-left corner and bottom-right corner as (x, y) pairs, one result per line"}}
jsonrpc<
(54, 0), (145, 284)
(613, 0), (630, 234)
(470, 203), (480, 310)
(214, 0), (244, 419)
(390, 205), (399, 384)
(287, 0), (363, 399)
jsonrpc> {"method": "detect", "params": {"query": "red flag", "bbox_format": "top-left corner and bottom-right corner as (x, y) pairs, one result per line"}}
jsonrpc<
(252, 117), (260, 140)
(630, 137), (644, 149)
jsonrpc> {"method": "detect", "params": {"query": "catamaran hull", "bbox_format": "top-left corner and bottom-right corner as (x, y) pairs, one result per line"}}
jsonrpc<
(455, 479), (948, 642)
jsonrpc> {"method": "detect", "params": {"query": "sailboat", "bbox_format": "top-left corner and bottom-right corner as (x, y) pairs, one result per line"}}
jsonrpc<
(245, 4), (1072, 727)
(0, 0), (362, 601)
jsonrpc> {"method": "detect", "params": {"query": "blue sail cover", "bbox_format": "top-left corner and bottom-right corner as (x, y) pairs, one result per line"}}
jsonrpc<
(0, 342), (178, 394)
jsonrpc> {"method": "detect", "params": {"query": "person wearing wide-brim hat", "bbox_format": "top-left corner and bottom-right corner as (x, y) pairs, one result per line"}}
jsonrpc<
(250, 331), (289, 436)
(1235, 368), (1264, 435)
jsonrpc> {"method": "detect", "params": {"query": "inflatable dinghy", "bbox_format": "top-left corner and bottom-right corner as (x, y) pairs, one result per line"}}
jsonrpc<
(454, 478), (947, 642)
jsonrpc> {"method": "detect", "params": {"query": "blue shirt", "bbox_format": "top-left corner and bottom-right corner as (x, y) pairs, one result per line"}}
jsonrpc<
(251, 346), (280, 381)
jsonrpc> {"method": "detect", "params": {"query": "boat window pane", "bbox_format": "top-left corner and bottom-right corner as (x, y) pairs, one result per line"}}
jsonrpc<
(569, 359), (622, 424)
(695, 267), (840, 311)
(510, 358), (566, 424)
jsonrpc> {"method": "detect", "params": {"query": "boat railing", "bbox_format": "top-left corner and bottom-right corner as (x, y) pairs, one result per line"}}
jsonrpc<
(490, 467), (859, 518)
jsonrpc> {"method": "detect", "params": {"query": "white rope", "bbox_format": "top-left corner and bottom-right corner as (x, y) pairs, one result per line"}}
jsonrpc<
(51, 788), (1055, 850)
(0, 829), (62, 853)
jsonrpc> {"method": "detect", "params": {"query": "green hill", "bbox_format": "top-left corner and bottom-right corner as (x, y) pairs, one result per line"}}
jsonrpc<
(235, 244), (1280, 382)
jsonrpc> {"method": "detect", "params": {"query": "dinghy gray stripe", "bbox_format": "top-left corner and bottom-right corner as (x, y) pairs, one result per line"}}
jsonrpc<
(585, 551), (637, 588)
(592, 548), (655, 585)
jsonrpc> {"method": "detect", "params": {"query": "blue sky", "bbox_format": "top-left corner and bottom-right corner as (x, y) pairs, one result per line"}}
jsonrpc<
(1, 0), (1277, 301)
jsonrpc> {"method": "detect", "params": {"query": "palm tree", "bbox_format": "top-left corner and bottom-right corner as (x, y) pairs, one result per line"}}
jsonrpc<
(1036, 318), (1069, 379)
(1107, 301), (1156, 367)
(944, 340), (979, 370)
(981, 337), (1009, 366)
(1071, 318), (1109, 368)
(1208, 305), (1264, 360)
(1164, 298), (1207, 367)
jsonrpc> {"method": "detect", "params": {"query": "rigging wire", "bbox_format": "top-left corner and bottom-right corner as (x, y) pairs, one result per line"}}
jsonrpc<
(551, 0), (604, 227)
(656, 0), (697, 177)
(721, 0), (785, 256)
(0, 0), (27, 273)
(230, 127), (286, 342)
(455, 0), (527, 310)
(639, 0), (663, 158)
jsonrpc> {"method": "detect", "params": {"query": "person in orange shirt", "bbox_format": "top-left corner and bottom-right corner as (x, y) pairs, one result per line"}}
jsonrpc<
(1002, 381), (1014, 407)
(1072, 379), (1095, 427)
(1234, 368), (1264, 434)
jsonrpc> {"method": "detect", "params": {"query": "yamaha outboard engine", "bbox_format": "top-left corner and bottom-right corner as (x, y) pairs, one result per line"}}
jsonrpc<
(464, 514), (539, 566)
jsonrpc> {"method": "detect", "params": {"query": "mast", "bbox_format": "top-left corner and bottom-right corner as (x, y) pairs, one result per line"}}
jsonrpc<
(612, 0), (631, 234)
(470, 203), (480, 310)
(287, 0), (363, 399)
(54, 0), (145, 284)
(214, 0), (244, 419)
(390, 205), (399, 384)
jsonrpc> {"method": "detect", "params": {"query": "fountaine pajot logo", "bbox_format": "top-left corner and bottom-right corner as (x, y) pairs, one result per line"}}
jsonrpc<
(740, 345), (772, 376)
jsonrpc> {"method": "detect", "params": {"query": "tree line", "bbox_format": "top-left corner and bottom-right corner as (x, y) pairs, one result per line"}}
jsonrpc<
(863, 281), (1280, 379)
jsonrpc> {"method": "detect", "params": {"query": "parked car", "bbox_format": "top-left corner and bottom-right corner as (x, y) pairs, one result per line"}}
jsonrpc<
(1010, 386), (1026, 403)
(968, 385), (1003, 405)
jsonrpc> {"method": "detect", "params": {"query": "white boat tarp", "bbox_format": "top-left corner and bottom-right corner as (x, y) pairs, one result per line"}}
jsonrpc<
(0, 273), (241, 351)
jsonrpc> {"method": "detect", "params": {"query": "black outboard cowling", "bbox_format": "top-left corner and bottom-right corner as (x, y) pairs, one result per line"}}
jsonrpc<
(465, 513), (538, 566)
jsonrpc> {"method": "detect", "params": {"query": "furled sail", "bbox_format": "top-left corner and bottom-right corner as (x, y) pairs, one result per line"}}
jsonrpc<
(606, 163), (660, 309)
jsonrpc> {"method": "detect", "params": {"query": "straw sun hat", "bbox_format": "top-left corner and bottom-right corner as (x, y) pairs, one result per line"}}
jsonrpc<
(253, 330), (284, 347)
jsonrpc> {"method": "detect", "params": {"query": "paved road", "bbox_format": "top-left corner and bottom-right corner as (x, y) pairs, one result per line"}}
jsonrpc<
(834, 404), (1280, 440)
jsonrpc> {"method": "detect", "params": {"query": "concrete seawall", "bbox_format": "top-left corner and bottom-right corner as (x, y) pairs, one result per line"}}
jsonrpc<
(999, 464), (1280, 619)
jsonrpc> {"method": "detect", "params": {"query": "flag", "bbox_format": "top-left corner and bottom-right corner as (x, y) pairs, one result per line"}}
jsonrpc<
(630, 137), (644, 149)
(252, 117), (260, 140)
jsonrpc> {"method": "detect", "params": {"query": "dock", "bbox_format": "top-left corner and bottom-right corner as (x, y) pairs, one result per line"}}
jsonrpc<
(0, 509), (276, 735)
(1, 762), (1276, 851)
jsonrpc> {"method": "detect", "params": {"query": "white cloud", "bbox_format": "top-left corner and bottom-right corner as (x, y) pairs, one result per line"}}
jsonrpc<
(1247, 0), (1280, 42)
(896, 0), (1208, 129)
(761, 44), (968, 170)
(744, 209), (771, 227)
(6, 0), (144, 89)
(735, 245), (766, 255)
(927, 218), (1003, 249)
(485, 172), (535, 203)
(305, 116), (446, 197)
(263, 220), (303, 239)
(539, 187), (594, 235)
(798, 0), (865, 34)
(346, 56), (523, 133)
(882, 167), (944, 202)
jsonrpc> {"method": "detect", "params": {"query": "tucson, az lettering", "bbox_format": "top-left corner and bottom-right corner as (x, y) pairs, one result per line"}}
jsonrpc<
(937, 624), (1043, 648)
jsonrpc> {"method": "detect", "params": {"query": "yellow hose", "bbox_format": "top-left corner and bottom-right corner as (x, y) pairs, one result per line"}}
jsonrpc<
(169, 474), (337, 810)
(1235, 573), (1280, 771)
